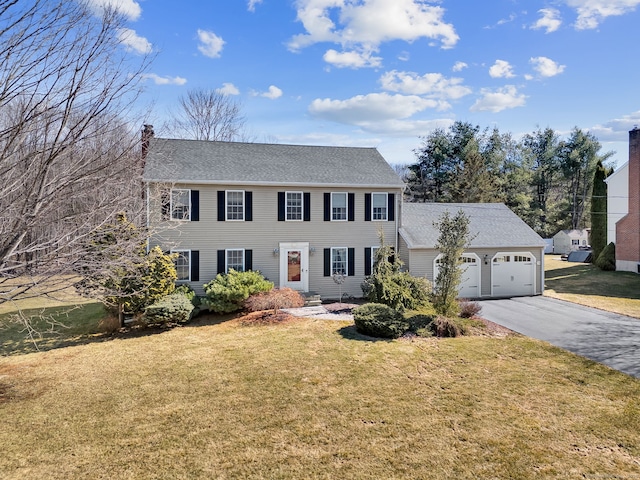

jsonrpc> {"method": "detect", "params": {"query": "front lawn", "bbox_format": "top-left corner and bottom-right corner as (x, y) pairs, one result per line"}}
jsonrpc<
(544, 255), (640, 318)
(1, 317), (639, 479)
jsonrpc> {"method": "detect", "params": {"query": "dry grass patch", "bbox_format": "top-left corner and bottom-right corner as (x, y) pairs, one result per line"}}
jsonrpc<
(1, 319), (639, 479)
(544, 256), (640, 318)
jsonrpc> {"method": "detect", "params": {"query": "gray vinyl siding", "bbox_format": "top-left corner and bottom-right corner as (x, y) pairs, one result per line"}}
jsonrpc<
(404, 247), (545, 297)
(148, 183), (401, 298)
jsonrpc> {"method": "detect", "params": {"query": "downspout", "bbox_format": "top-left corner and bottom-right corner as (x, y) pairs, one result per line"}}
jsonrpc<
(145, 182), (150, 254)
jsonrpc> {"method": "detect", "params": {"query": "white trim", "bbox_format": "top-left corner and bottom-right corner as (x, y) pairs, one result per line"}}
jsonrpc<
(330, 192), (348, 222)
(225, 248), (245, 272)
(371, 192), (388, 221)
(225, 190), (245, 221)
(171, 249), (191, 282)
(285, 190), (303, 222)
(370, 245), (379, 272)
(490, 251), (536, 297)
(279, 242), (309, 292)
(143, 178), (404, 189)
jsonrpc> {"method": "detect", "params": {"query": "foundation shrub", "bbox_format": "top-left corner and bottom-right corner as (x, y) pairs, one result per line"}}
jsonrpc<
(353, 303), (408, 339)
(202, 270), (273, 313)
(143, 293), (194, 325)
(245, 288), (304, 314)
(595, 242), (616, 271)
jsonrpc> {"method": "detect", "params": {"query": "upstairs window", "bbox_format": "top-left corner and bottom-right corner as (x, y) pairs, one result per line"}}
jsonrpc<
(171, 189), (191, 221)
(332, 192), (347, 221)
(372, 192), (388, 220)
(226, 190), (244, 221)
(286, 192), (303, 221)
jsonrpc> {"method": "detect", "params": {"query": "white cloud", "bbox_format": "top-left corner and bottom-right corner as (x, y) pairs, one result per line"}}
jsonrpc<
(248, 0), (263, 12)
(452, 61), (468, 72)
(530, 56), (566, 77)
(398, 51), (410, 62)
(470, 85), (526, 113)
(565, 0), (640, 29)
(288, 0), (459, 64)
(489, 60), (515, 78)
(309, 92), (439, 124)
(197, 29), (225, 58)
(379, 70), (471, 103)
(588, 111), (640, 141)
(142, 74), (187, 86)
(253, 85), (283, 99)
(217, 83), (240, 95)
(323, 49), (382, 68)
(84, 0), (142, 21)
(531, 8), (562, 33)
(117, 28), (152, 54)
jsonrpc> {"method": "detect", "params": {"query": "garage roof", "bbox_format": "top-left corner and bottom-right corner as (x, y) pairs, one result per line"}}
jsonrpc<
(399, 202), (546, 249)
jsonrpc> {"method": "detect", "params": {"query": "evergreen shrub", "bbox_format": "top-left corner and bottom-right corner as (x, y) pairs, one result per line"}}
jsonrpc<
(202, 270), (273, 313)
(595, 242), (616, 271)
(353, 303), (409, 339)
(144, 293), (194, 325)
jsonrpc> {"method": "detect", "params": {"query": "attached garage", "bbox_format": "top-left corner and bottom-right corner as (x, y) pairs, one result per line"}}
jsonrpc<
(434, 253), (481, 298)
(491, 252), (535, 297)
(398, 203), (546, 299)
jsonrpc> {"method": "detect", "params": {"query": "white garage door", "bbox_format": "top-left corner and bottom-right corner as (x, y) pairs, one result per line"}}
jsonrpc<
(491, 252), (535, 297)
(434, 253), (481, 299)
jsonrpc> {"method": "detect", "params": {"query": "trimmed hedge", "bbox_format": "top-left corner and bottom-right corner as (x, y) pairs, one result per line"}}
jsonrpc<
(353, 303), (409, 339)
(144, 293), (194, 325)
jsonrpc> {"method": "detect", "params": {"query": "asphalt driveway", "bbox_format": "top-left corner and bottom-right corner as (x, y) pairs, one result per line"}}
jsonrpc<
(477, 296), (640, 379)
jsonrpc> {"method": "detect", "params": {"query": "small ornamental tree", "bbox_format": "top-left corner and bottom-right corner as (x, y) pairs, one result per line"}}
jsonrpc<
(432, 210), (471, 317)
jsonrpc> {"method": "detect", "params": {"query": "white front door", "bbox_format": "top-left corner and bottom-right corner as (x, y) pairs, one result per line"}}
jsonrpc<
(279, 242), (309, 292)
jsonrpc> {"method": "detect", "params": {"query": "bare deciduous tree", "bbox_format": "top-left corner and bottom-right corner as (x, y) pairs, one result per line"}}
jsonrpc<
(169, 88), (247, 141)
(0, 0), (150, 311)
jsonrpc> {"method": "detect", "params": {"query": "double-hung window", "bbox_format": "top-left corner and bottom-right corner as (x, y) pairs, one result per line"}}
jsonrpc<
(286, 191), (303, 221)
(331, 247), (348, 276)
(172, 250), (191, 281)
(371, 192), (388, 220)
(226, 190), (244, 221)
(226, 248), (245, 272)
(370, 246), (379, 272)
(171, 189), (191, 221)
(331, 192), (347, 221)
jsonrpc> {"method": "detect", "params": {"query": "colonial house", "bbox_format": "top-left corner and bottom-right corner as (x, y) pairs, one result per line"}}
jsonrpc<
(142, 134), (545, 299)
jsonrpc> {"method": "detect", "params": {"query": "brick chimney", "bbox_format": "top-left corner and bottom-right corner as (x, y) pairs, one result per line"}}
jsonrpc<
(615, 128), (640, 272)
(141, 124), (154, 164)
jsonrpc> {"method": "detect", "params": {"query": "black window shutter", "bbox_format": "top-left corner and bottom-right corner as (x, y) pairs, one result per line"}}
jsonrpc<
(278, 192), (285, 221)
(190, 190), (199, 222)
(364, 193), (371, 221)
(245, 191), (253, 221)
(324, 248), (331, 276)
(348, 248), (355, 276)
(303, 192), (311, 221)
(388, 193), (395, 222)
(245, 249), (252, 271)
(217, 250), (225, 274)
(161, 189), (170, 220)
(364, 247), (372, 276)
(190, 250), (200, 281)
(217, 191), (225, 221)
(324, 193), (330, 221)
(348, 193), (355, 221)
(389, 246), (396, 265)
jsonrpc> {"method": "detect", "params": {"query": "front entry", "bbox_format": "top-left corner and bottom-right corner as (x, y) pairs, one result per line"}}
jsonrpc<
(279, 242), (309, 292)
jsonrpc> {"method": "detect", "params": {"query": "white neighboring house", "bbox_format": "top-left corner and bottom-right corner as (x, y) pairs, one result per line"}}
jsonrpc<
(604, 162), (628, 245)
(552, 229), (589, 255)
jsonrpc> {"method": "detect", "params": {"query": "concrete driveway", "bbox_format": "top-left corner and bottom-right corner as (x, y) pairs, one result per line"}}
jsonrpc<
(477, 296), (640, 379)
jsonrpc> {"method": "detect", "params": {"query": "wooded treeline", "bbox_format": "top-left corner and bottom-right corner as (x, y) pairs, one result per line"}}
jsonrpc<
(405, 122), (614, 238)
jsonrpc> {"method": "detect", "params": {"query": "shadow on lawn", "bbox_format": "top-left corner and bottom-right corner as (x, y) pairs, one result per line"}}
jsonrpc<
(544, 262), (640, 300)
(336, 324), (391, 342)
(0, 308), (238, 357)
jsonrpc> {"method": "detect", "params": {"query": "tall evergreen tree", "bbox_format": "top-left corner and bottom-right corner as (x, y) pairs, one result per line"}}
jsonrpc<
(590, 160), (608, 262)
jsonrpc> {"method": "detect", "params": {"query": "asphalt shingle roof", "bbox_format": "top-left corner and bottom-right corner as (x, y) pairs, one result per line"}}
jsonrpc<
(142, 137), (405, 188)
(399, 202), (546, 249)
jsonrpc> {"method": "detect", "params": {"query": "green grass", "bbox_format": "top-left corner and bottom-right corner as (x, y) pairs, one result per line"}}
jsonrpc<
(0, 303), (111, 356)
(544, 255), (640, 318)
(1, 318), (639, 479)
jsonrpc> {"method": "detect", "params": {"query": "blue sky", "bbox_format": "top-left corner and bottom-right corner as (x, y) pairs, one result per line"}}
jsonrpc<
(102, 0), (640, 167)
